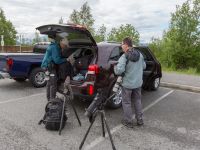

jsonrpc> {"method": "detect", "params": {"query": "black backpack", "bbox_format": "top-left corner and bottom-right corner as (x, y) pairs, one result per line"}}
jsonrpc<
(39, 98), (67, 131)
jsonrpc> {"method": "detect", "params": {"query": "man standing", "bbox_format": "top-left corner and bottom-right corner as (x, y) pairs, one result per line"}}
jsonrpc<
(114, 37), (146, 128)
(41, 36), (72, 101)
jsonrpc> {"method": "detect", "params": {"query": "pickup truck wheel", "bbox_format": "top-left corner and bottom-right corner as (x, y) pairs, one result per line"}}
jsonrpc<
(14, 78), (27, 82)
(29, 68), (46, 88)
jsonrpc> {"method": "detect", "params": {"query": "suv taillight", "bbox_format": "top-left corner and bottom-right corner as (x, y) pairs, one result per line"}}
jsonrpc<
(6, 58), (13, 71)
(88, 64), (99, 74)
(87, 84), (94, 95)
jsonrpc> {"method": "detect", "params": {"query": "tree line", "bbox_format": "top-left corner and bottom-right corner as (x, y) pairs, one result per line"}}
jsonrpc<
(68, 2), (139, 44)
(149, 0), (200, 72)
(68, 1), (200, 72)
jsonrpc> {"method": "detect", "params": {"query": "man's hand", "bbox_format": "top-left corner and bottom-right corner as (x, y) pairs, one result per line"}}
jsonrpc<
(64, 76), (70, 87)
(67, 54), (75, 65)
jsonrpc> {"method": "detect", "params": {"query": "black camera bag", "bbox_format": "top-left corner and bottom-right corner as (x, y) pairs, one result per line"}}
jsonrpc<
(39, 98), (67, 130)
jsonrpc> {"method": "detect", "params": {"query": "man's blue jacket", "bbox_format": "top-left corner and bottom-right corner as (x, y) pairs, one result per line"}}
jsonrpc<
(41, 41), (66, 68)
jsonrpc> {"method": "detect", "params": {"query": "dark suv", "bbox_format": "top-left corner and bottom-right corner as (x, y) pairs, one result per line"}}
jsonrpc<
(37, 24), (162, 108)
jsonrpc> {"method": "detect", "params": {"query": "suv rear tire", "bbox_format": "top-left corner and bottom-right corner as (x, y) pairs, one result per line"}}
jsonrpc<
(150, 77), (160, 90)
(29, 67), (46, 88)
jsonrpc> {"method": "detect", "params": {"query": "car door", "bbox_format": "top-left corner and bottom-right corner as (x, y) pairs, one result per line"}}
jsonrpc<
(137, 47), (156, 87)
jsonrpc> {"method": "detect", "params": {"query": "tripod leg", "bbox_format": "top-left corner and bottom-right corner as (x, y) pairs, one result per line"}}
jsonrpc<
(65, 84), (81, 126)
(103, 113), (116, 150)
(59, 96), (66, 135)
(79, 118), (95, 150)
(69, 98), (82, 126)
(101, 113), (105, 137)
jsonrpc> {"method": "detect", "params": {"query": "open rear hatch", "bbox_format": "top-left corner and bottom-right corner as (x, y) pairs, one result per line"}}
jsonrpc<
(36, 24), (98, 84)
(36, 24), (97, 46)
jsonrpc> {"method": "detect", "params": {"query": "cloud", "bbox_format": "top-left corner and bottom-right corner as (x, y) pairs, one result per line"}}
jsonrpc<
(0, 0), (185, 42)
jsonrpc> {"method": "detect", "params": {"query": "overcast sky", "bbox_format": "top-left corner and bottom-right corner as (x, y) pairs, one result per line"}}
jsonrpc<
(0, 0), (185, 43)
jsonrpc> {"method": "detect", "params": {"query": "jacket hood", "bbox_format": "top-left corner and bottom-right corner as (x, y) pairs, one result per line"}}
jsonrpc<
(125, 48), (140, 62)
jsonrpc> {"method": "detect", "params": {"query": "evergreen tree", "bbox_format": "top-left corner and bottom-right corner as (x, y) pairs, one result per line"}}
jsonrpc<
(69, 2), (95, 33)
(94, 24), (107, 42)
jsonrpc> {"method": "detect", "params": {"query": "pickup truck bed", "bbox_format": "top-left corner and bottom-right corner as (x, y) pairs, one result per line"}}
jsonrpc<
(0, 53), (46, 87)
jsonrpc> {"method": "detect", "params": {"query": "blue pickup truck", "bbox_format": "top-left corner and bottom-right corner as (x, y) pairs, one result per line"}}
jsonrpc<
(0, 43), (48, 87)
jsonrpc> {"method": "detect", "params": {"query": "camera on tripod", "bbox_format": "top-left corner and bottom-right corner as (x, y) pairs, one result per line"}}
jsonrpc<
(80, 88), (117, 150)
(84, 89), (106, 121)
(84, 75), (123, 122)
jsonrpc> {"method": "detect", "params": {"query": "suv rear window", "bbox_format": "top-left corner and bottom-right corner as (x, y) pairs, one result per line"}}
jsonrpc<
(67, 32), (92, 44)
(109, 46), (123, 61)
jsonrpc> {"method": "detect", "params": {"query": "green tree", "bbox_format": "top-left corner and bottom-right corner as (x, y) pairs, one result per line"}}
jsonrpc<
(149, 0), (200, 72)
(69, 2), (95, 33)
(0, 8), (17, 45)
(94, 24), (107, 42)
(166, 0), (200, 70)
(107, 24), (140, 45)
(70, 10), (80, 24)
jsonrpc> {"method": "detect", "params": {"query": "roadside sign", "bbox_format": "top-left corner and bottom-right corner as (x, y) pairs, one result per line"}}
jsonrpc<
(1, 35), (4, 46)
(1, 41), (4, 46)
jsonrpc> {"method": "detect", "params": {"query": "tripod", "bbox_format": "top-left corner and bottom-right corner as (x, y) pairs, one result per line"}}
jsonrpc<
(79, 91), (117, 150)
(57, 89), (82, 135)
(39, 64), (81, 135)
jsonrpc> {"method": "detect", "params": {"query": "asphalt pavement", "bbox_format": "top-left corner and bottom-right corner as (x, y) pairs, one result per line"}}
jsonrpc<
(0, 78), (200, 150)
(161, 72), (200, 92)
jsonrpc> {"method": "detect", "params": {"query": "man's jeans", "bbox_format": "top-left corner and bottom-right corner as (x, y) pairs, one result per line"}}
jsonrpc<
(121, 87), (143, 123)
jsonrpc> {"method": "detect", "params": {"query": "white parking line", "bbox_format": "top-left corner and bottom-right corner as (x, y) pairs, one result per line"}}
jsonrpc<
(162, 87), (200, 95)
(84, 90), (174, 150)
(0, 92), (45, 105)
